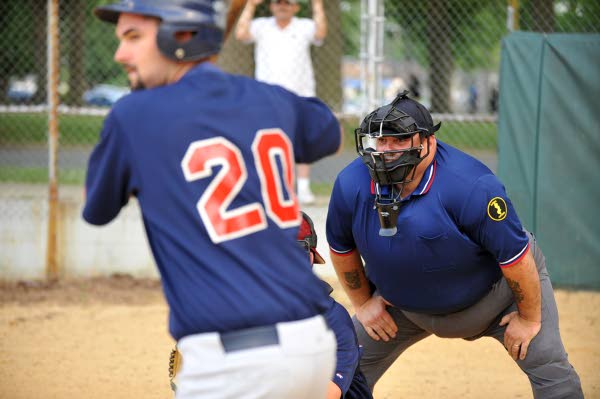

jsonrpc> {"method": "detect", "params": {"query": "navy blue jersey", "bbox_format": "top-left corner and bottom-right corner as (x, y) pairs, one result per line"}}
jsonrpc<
(327, 141), (529, 314)
(83, 63), (340, 340)
(321, 284), (372, 399)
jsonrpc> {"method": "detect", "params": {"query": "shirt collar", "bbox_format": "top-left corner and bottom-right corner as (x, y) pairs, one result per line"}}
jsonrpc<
(413, 160), (437, 196)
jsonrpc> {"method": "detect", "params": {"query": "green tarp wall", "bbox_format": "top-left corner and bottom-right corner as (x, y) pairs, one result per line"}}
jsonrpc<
(498, 32), (600, 289)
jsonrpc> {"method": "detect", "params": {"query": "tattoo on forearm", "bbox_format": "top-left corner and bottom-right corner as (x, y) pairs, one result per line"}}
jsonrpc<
(344, 270), (362, 290)
(507, 278), (525, 303)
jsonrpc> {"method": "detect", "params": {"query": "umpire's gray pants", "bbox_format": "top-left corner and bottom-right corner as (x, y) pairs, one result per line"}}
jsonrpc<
(353, 232), (583, 398)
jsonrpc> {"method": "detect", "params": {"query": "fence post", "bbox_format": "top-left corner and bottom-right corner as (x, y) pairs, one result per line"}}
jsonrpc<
(360, 0), (385, 117)
(507, 0), (520, 31)
(46, 0), (60, 281)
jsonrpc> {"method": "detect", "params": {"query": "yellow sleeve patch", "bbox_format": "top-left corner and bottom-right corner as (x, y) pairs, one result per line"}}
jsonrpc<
(487, 197), (507, 221)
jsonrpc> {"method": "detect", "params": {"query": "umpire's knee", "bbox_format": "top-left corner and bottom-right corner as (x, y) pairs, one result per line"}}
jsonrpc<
(517, 339), (582, 398)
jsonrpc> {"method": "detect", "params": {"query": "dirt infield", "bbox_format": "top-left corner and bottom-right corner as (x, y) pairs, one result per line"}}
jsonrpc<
(1, 275), (598, 399)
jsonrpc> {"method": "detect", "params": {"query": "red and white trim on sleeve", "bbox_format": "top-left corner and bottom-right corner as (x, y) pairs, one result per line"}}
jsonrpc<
(499, 242), (530, 268)
(329, 247), (356, 256)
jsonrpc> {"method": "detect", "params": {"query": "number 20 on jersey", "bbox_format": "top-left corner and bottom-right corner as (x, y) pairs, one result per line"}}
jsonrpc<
(181, 128), (300, 244)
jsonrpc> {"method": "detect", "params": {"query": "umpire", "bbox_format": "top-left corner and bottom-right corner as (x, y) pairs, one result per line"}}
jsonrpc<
(326, 91), (583, 398)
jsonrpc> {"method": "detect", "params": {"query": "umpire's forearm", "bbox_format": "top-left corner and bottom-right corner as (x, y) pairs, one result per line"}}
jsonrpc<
(501, 250), (542, 323)
(330, 250), (371, 310)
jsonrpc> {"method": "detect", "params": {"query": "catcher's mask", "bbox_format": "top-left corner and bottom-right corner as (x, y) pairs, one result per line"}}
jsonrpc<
(297, 211), (325, 264)
(355, 90), (441, 236)
(94, 0), (225, 62)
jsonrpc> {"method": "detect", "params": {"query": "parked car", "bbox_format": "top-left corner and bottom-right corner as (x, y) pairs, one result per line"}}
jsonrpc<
(7, 75), (37, 102)
(83, 84), (129, 107)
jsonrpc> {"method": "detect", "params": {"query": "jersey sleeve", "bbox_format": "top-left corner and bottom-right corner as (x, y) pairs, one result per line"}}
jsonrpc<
(326, 173), (356, 254)
(324, 301), (361, 396)
(82, 112), (138, 225)
(293, 96), (340, 164)
(459, 174), (529, 267)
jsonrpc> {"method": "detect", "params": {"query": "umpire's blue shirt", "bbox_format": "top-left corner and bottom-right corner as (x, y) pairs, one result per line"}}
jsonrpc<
(327, 141), (529, 314)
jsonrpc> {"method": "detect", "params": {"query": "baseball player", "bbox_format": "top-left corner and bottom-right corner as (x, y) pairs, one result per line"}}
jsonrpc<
(326, 91), (583, 397)
(168, 212), (373, 399)
(83, 1), (340, 398)
(297, 211), (372, 399)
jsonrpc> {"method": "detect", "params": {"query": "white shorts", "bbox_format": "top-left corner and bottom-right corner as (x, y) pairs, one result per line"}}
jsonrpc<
(176, 315), (336, 399)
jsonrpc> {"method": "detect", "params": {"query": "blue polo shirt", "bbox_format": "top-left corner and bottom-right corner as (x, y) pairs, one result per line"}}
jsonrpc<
(326, 141), (529, 314)
(83, 63), (341, 340)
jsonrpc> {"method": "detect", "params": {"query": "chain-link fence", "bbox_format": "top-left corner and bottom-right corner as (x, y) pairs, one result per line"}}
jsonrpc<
(1, 0), (599, 272)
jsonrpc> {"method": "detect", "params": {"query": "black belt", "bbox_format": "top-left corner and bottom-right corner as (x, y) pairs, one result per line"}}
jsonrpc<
(220, 324), (279, 353)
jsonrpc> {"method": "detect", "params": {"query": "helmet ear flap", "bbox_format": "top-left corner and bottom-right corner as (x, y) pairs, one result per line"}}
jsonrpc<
(156, 23), (223, 61)
(94, 0), (225, 61)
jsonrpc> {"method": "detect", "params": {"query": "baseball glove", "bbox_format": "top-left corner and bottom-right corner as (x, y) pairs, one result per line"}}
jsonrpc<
(169, 346), (182, 392)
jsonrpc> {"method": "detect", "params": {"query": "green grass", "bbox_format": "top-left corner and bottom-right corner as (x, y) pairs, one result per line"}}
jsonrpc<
(0, 113), (104, 145)
(0, 167), (86, 185)
(436, 120), (497, 150)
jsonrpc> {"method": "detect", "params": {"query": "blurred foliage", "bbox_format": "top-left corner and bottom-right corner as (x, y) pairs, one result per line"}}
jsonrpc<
(2, 0), (597, 105)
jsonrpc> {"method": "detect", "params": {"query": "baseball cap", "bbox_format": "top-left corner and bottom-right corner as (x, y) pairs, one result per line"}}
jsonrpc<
(363, 90), (441, 137)
(297, 212), (325, 264)
(390, 91), (441, 136)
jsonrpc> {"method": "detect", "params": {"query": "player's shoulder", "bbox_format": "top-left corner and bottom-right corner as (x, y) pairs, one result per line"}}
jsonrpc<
(436, 141), (495, 186)
(106, 89), (147, 124)
(108, 83), (175, 121)
(435, 140), (505, 203)
(324, 299), (354, 331)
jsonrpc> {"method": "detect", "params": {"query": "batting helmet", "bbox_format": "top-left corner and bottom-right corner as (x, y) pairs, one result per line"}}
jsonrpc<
(94, 0), (225, 62)
(297, 212), (325, 264)
(355, 90), (441, 186)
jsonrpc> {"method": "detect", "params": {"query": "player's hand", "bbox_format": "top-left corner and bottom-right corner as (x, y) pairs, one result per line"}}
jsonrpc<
(251, 0), (263, 5)
(356, 295), (398, 342)
(499, 311), (541, 361)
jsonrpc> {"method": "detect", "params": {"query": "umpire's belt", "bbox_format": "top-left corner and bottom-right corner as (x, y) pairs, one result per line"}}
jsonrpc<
(220, 324), (279, 352)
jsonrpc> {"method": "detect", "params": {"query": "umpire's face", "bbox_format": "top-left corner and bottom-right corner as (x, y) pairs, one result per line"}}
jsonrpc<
(113, 13), (174, 90)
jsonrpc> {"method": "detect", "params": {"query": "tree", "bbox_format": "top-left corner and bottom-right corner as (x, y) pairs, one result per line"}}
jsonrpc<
(64, 0), (86, 105)
(0, 0), (44, 104)
(314, 0), (343, 111)
(31, 0), (48, 104)
(426, 0), (453, 113)
(521, 0), (556, 32)
(383, 0), (504, 113)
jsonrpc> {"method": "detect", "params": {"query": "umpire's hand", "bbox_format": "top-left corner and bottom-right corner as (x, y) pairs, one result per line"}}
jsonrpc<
(500, 311), (542, 361)
(356, 295), (398, 341)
